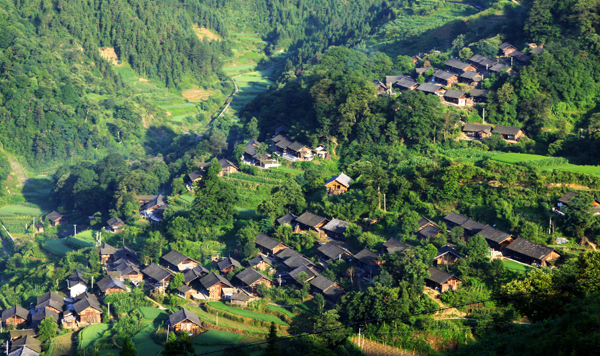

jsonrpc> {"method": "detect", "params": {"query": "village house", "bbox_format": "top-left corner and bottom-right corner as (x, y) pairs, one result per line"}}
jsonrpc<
(287, 142), (314, 160)
(313, 145), (329, 159)
(2, 306), (29, 328)
(493, 125), (525, 141)
(108, 259), (143, 283)
(416, 216), (441, 240)
(504, 237), (561, 266)
(416, 83), (445, 96)
(177, 285), (197, 300)
(444, 59), (477, 74)
(462, 124), (492, 140)
(169, 308), (202, 336)
(382, 238), (409, 255)
(35, 291), (64, 314)
(530, 46), (544, 55)
(477, 225), (514, 250)
(161, 250), (199, 272)
(8, 346), (40, 356)
(255, 233), (287, 256)
(271, 134), (293, 153)
(276, 212), (298, 226)
(353, 248), (380, 276)
(66, 272), (88, 298)
(371, 80), (388, 95)
(385, 75), (410, 88)
(322, 218), (350, 240)
(460, 218), (487, 237)
(468, 54), (497, 71)
(289, 264), (321, 284)
(98, 243), (117, 264)
(274, 125), (288, 136)
(183, 265), (209, 286)
(247, 255), (273, 271)
(217, 257), (242, 274)
(97, 275), (129, 295)
(489, 62), (508, 75)
(512, 52), (530, 65)
(9, 330), (37, 341)
(230, 293), (251, 306)
(112, 246), (139, 265)
(9, 336), (42, 354)
(294, 211), (328, 235)
(425, 267), (462, 292)
(499, 42), (517, 56)
(557, 191), (600, 215)
(199, 272), (234, 299)
(309, 275), (345, 300)
(324, 172), (353, 195)
(415, 67), (434, 77)
(242, 140), (279, 168)
(45, 211), (65, 226)
(469, 89), (490, 103)
(73, 293), (103, 325)
(443, 90), (467, 106)
(235, 268), (273, 293)
(275, 248), (315, 270)
(433, 70), (458, 87)
(142, 263), (174, 289)
(434, 246), (462, 265)
(459, 71), (483, 86)
(140, 194), (169, 224)
(317, 242), (352, 261)
(31, 308), (59, 330)
(106, 217), (124, 233)
(443, 212), (470, 229)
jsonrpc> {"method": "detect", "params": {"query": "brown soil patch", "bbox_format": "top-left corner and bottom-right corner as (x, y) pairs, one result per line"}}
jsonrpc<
(139, 77), (150, 82)
(99, 47), (120, 65)
(182, 88), (213, 102)
(194, 26), (221, 41)
(548, 183), (590, 190)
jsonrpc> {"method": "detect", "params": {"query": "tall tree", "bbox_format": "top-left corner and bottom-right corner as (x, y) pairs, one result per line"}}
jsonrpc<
(191, 158), (239, 227)
(263, 322), (280, 356)
(120, 337), (137, 356)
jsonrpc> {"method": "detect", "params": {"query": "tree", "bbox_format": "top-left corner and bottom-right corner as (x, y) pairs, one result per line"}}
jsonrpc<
(164, 332), (195, 356)
(236, 221), (260, 260)
(314, 293), (325, 315)
(140, 231), (166, 265)
(563, 192), (597, 243)
(466, 235), (489, 259)
(120, 337), (137, 356)
(395, 55), (415, 73)
(576, 250), (600, 293)
(263, 322), (280, 356)
(170, 273), (185, 290)
(191, 158), (239, 227)
(245, 117), (260, 139)
(38, 316), (58, 342)
(313, 310), (347, 347)
(459, 47), (473, 61)
(257, 181), (306, 218)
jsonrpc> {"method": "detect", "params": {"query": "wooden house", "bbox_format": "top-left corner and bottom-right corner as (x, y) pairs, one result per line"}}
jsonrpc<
(247, 255), (272, 271)
(289, 264), (320, 284)
(353, 248), (380, 276)
(469, 89), (490, 103)
(35, 291), (64, 314)
(9, 336), (42, 354)
(499, 42), (517, 56)
(425, 267), (462, 292)
(8, 346), (40, 356)
(510, 51), (530, 65)
(489, 63), (507, 75)
(108, 259), (143, 283)
(468, 54), (497, 71)
(73, 293), (102, 325)
(98, 243), (117, 264)
(271, 135), (293, 153)
(142, 263), (174, 288)
(61, 310), (77, 329)
(433, 70), (458, 87)
(217, 257), (242, 274)
(46, 211), (65, 226)
(276, 212), (298, 226)
(493, 125), (525, 141)
(324, 173), (353, 195)
(460, 218), (486, 237)
(199, 272), (234, 299)
(443, 90), (467, 106)
(230, 293), (251, 306)
(140, 194), (169, 224)
(317, 242), (352, 261)
(392, 77), (419, 91)
(66, 272), (88, 298)
(416, 216), (441, 240)
(444, 59), (476, 74)
(504, 237), (561, 267)
(177, 285), (197, 299)
(31, 308), (59, 330)
(309, 275), (345, 301)
(161, 250), (198, 272)
(112, 246), (139, 264)
(169, 308), (202, 336)
(294, 211), (328, 234)
(235, 268), (273, 293)
(462, 124), (492, 139)
(557, 191), (600, 215)
(443, 212), (470, 229)
(96, 275), (128, 295)
(434, 246), (462, 265)
(242, 140), (279, 168)
(2, 306), (29, 328)
(217, 159), (239, 176)
(183, 266), (209, 286)
(106, 217), (124, 233)
(322, 218), (350, 240)
(416, 83), (445, 96)
(255, 233), (287, 256)
(275, 248), (314, 270)
(287, 142), (314, 160)
(186, 170), (204, 185)
(371, 80), (388, 95)
(477, 225), (514, 250)
(459, 71), (483, 86)
(382, 238), (409, 255)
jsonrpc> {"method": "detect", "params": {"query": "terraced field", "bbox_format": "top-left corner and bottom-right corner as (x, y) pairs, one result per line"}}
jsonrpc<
(207, 302), (289, 326)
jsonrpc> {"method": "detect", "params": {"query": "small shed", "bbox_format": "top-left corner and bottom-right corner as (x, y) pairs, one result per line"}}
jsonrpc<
(371, 80), (388, 95)
(177, 285), (197, 300)
(169, 308), (202, 336)
(217, 257), (242, 274)
(434, 245), (462, 265)
(46, 211), (65, 226)
(425, 267), (462, 292)
(106, 217), (124, 232)
(247, 255), (272, 271)
(324, 173), (354, 195)
(499, 42), (517, 56)
(230, 293), (251, 306)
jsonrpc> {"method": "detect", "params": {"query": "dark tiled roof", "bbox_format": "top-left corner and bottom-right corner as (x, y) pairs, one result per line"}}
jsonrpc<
(385, 75), (410, 85)
(295, 211), (327, 228)
(36, 291), (64, 309)
(271, 134), (287, 143)
(275, 125), (289, 134)
(470, 89), (490, 98)
(460, 71), (482, 80)
(426, 266), (460, 285)
(2, 305), (29, 320)
(98, 243), (116, 255)
(558, 191), (578, 204)
(383, 238), (409, 254)
(177, 285), (194, 294)
(445, 59), (471, 70)
(322, 219), (350, 234)
(418, 216), (437, 229)
(217, 257), (242, 271)
(162, 250), (195, 266)
(46, 211), (63, 222)
(444, 212), (470, 225)
(309, 275), (335, 292)
(9, 330), (36, 339)
(31, 308), (59, 325)
(322, 285), (345, 299)
(289, 265), (320, 281)
(530, 47), (544, 55)
(469, 54), (485, 63)
(276, 212), (297, 225)
(478, 225), (512, 243)
(317, 242), (349, 260)
(235, 268), (271, 286)
(287, 141), (308, 152)
(416, 83), (444, 93)
(354, 248), (379, 265)
(499, 42), (515, 50)
(275, 248), (300, 260)
(275, 138), (293, 149)
(433, 70), (456, 80)
(8, 347), (40, 356)
(395, 78), (418, 89)
(325, 173), (353, 188)
(418, 225), (441, 238)
(444, 90), (466, 99)
(489, 63), (507, 72)
(199, 272), (233, 289)
(460, 219), (486, 233)
(188, 170), (203, 181)
(255, 234), (284, 250)
(282, 254), (314, 269)
(142, 263), (173, 282)
(113, 246), (138, 261)
(73, 294), (102, 314)
(10, 336), (42, 353)
(231, 293), (250, 301)
(183, 266), (209, 284)
(462, 124), (492, 133)
(96, 275), (127, 293)
(509, 50), (524, 58)
(494, 125), (521, 136)
(169, 308), (201, 327)
(67, 272), (88, 288)
(435, 245), (462, 259)
(505, 237), (556, 260)
(248, 255), (272, 267)
(218, 158), (238, 170)
(107, 217), (124, 227)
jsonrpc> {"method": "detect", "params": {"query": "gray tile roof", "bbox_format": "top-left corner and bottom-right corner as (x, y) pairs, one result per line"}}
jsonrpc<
(426, 266), (460, 285)
(67, 272), (88, 288)
(493, 125), (521, 136)
(499, 42), (516, 50)
(46, 211), (63, 222)
(31, 308), (59, 325)
(142, 263), (173, 282)
(322, 219), (350, 234)
(444, 212), (470, 225)
(98, 243), (117, 255)
(489, 63), (507, 72)
(395, 78), (419, 89)
(255, 234), (284, 250)
(1, 305), (29, 320)
(353, 248), (379, 265)
(276, 212), (297, 225)
(460, 219), (486, 233)
(530, 47), (544, 55)
(295, 211), (327, 228)
(248, 255), (272, 267)
(435, 245), (462, 259)
(418, 216), (437, 229)
(460, 71), (482, 80)
(107, 217), (124, 227)
(161, 250), (195, 266)
(325, 173), (353, 188)
(217, 257), (242, 271)
(433, 70), (456, 80)
(289, 265), (320, 281)
(183, 266), (209, 284)
(477, 225), (512, 243)
(73, 294), (102, 314)
(418, 225), (441, 238)
(169, 308), (201, 327)
(231, 293), (250, 301)
(558, 191), (578, 204)
(9, 330), (36, 339)
(470, 89), (490, 98)
(462, 124), (492, 134)
(287, 141), (308, 152)
(199, 272), (233, 289)
(317, 242), (349, 260)
(416, 83), (444, 94)
(36, 291), (64, 310)
(383, 238), (409, 254)
(10, 337), (42, 353)
(505, 237), (556, 260)
(385, 75), (410, 85)
(235, 268), (271, 286)
(282, 254), (314, 269)
(444, 90), (466, 99)
(309, 275), (335, 292)
(96, 275), (127, 293)
(9, 346), (40, 356)
(113, 246), (139, 261)
(445, 59), (472, 71)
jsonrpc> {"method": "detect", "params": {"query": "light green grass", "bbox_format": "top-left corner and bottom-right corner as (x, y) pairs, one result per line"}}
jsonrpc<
(67, 236), (96, 248)
(132, 326), (163, 356)
(491, 153), (549, 164)
(80, 324), (110, 349)
(0, 205), (43, 215)
(179, 195), (195, 203)
(272, 166), (304, 175)
(503, 259), (533, 272)
(193, 330), (243, 345)
(139, 307), (170, 322)
(492, 153), (600, 176)
(161, 103), (198, 109)
(207, 302), (289, 326)
(539, 164), (600, 176)
(44, 239), (74, 255)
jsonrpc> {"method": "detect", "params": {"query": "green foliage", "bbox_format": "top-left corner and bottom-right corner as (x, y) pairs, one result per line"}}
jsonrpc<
(119, 337), (137, 356)
(169, 273), (185, 290)
(38, 316), (58, 342)
(164, 332), (195, 356)
(103, 290), (152, 315)
(191, 158), (239, 227)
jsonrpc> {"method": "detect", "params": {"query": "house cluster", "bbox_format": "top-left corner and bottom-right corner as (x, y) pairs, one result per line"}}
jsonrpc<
(554, 191), (600, 217)
(137, 194), (169, 223)
(269, 126), (328, 162)
(377, 42), (544, 107)
(186, 158), (240, 188)
(461, 123), (526, 142)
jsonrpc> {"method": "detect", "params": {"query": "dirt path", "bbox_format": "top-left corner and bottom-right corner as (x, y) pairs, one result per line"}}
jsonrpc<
(146, 296), (169, 310)
(424, 288), (467, 319)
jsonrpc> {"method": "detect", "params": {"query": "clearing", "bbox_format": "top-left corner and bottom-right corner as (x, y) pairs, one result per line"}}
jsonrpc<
(44, 239), (74, 256)
(133, 325), (163, 356)
(492, 153), (600, 176)
(80, 324), (111, 350)
(99, 47), (120, 65)
(49, 332), (78, 356)
(207, 302), (289, 326)
(502, 259), (533, 272)
(182, 88), (215, 102)
(194, 26), (221, 41)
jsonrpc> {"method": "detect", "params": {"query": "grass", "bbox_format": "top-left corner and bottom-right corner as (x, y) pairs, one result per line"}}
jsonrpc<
(0, 205), (43, 215)
(139, 307), (170, 322)
(207, 302), (289, 326)
(491, 153), (549, 164)
(179, 195), (195, 203)
(193, 330), (243, 345)
(185, 306), (271, 334)
(80, 324), (111, 350)
(132, 326), (163, 356)
(44, 239), (74, 255)
(539, 164), (600, 176)
(503, 259), (533, 272)
(67, 236), (96, 248)
(49, 332), (77, 356)
(492, 153), (600, 176)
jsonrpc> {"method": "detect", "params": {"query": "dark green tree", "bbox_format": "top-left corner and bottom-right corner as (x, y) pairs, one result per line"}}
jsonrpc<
(191, 158), (239, 227)
(263, 322), (280, 356)
(120, 337), (137, 356)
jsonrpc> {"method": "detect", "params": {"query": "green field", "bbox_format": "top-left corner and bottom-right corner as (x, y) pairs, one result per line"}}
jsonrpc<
(179, 195), (195, 203)
(139, 307), (170, 322)
(80, 324), (111, 349)
(0, 205), (43, 215)
(44, 239), (74, 255)
(67, 236), (96, 248)
(193, 330), (243, 345)
(492, 153), (600, 176)
(132, 326), (163, 356)
(503, 259), (533, 272)
(207, 302), (289, 326)
(491, 153), (549, 164)
(539, 164), (600, 176)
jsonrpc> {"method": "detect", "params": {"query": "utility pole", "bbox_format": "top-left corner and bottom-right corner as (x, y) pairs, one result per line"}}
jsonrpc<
(73, 224), (77, 237)
(482, 108), (486, 124)
(91, 276), (94, 290)
(166, 325), (169, 342)
(549, 217), (552, 235)
(357, 327), (361, 349)
(384, 194), (386, 212)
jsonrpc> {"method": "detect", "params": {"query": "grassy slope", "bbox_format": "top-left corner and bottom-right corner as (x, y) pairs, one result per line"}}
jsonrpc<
(207, 302), (290, 326)
(80, 324), (111, 349)
(492, 153), (600, 176)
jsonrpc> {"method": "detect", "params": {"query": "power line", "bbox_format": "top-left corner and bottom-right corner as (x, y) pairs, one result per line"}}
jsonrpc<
(193, 276), (600, 355)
